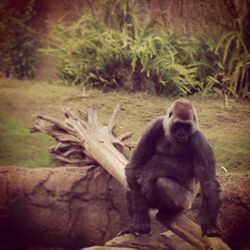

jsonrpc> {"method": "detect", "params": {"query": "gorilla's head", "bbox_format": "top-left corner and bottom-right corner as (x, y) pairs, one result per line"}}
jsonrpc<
(164, 99), (199, 144)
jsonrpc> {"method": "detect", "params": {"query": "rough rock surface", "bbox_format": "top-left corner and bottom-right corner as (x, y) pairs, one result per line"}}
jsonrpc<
(218, 174), (250, 250)
(0, 166), (249, 250)
(0, 166), (129, 249)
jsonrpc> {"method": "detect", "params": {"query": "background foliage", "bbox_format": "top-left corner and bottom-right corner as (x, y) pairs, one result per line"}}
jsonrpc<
(43, 0), (249, 97)
(213, 18), (250, 98)
(0, 0), (38, 79)
(0, 0), (249, 97)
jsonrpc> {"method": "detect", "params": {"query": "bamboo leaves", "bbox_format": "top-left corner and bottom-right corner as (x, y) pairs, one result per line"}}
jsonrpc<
(42, 13), (248, 97)
(214, 19), (250, 97)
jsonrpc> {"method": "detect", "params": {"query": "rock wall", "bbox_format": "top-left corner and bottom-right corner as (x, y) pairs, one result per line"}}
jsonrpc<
(0, 165), (249, 249)
(0, 166), (129, 249)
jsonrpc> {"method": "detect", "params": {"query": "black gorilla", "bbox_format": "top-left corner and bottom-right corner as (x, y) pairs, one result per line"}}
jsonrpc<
(124, 99), (221, 237)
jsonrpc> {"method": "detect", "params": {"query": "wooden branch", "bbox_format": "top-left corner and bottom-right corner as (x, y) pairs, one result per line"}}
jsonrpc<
(52, 155), (86, 164)
(32, 105), (231, 250)
(117, 131), (133, 142)
(108, 102), (121, 133)
(161, 214), (230, 250)
(88, 105), (98, 125)
(32, 114), (75, 133)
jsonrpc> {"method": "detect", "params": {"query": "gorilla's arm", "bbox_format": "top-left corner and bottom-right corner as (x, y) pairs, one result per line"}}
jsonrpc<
(124, 117), (164, 234)
(189, 131), (222, 237)
(125, 167), (151, 234)
(129, 117), (164, 167)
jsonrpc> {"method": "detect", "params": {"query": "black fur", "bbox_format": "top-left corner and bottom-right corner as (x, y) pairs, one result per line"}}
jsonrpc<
(125, 116), (221, 237)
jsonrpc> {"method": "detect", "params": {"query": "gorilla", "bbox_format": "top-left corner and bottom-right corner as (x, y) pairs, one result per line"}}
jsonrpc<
(124, 99), (221, 237)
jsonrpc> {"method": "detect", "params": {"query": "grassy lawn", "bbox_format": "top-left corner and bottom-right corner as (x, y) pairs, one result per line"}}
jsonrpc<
(0, 78), (249, 173)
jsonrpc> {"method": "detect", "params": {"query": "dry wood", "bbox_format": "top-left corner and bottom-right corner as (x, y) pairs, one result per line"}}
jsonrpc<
(161, 214), (230, 250)
(32, 105), (231, 250)
(32, 105), (131, 188)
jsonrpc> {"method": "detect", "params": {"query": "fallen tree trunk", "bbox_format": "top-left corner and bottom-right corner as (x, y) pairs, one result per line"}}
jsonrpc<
(30, 105), (231, 250)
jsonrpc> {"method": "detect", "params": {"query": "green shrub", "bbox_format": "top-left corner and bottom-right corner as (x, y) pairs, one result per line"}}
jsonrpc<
(0, 0), (38, 79)
(44, 14), (219, 95)
(211, 19), (250, 98)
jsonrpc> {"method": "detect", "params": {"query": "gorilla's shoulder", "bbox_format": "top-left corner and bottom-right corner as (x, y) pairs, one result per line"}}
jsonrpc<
(144, 116), (165, 132)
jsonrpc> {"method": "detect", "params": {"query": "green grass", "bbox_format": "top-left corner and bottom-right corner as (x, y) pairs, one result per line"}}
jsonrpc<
(0, 108), (53, 168)
(0, 78), (249, 173)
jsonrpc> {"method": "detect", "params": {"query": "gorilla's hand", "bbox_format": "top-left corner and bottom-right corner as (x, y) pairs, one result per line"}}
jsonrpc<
(133, 210), (151, 235)
(118, 223), (150, 236)
(202, 224), (221, 237)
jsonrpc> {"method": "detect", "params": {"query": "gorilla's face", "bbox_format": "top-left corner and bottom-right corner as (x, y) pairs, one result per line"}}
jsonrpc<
(171, 121), (192, 144)
(166, 99), (197, 144)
